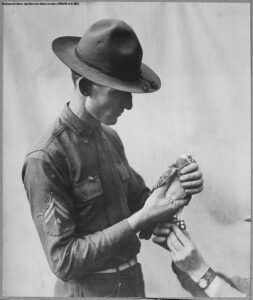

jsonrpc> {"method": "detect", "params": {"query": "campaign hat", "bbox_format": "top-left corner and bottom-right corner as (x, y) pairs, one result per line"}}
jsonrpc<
(52, 19), (161, 93)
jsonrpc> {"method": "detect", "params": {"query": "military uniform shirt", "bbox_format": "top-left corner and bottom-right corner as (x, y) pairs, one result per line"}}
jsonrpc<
(22, 103), (150, 282)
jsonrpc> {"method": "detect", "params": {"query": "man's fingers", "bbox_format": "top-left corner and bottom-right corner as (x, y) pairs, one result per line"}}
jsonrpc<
(170, 231), (184, 250)
(180, 170), (203, 182)
(154, 222), (173, 231)
(185, 187), (203, 195)
(153, 236), (171, 251)
(152, 236), (167, 244)
(181, 179), (203, 189)
(180, 163), (199, 175)
(167, 232), (183, 252)
(171, 224), (189, 246)
(156, 222), (174, 229)
(167, 237), (176, 253)
(153, 226), (171, 236)
(181, 229), (193, 242)
(170, 199), (188, 211)
(152, 184), (168, 196)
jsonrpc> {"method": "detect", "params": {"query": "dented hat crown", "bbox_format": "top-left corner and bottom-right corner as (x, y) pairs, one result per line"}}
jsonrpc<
(52, 19), (161, 93)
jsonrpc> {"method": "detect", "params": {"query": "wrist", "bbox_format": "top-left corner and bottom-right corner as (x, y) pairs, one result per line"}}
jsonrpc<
(193, 267), (217, 291)
(188, 263), (209, 283)
(127, 209), (147, 233)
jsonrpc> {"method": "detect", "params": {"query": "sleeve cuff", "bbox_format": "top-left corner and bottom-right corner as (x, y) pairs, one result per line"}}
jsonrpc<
(206, 276), (246, 297)
(104, 219), (139, 252)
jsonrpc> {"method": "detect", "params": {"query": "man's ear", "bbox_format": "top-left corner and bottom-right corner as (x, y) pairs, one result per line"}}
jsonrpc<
(79, 77), (91, 97)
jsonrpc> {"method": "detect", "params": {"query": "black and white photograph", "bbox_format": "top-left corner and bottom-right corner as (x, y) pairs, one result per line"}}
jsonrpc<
(2, 1), (251, 298)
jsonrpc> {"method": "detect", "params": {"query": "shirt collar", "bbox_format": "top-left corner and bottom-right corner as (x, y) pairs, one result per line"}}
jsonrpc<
(60, 102), (101, 140)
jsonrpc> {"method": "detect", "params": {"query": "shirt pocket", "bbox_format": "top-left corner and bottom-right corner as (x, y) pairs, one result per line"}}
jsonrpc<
(73, 175), (104, 203)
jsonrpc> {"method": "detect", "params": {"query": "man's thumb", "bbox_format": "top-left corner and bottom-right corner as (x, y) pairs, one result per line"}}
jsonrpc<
(152, 185), (168, 197)
(170, 199), (187, 213)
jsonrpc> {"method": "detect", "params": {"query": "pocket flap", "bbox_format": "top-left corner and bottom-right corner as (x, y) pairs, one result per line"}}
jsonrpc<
(76, 176), (103, 202)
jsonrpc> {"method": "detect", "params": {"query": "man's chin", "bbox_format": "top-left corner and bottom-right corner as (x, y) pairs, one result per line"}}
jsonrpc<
(102, 117), (118, 125)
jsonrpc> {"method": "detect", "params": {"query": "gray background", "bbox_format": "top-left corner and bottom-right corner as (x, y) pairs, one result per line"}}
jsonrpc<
(3, 2), (251, 297)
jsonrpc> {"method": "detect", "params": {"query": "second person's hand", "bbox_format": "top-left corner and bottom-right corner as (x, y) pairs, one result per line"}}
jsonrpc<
(153, 223), (209, 283)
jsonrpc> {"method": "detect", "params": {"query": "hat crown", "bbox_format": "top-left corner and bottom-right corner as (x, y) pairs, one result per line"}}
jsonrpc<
(76, 19), (143, 80)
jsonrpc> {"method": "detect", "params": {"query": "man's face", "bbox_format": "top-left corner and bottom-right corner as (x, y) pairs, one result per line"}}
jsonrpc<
(86, 82), (133, 125)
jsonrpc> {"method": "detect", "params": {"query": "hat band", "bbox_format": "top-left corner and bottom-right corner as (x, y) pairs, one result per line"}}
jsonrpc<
(74, 48), (140, 81)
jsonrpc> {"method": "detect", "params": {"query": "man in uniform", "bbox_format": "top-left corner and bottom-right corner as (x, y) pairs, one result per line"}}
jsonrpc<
(22, 19), (204, 297)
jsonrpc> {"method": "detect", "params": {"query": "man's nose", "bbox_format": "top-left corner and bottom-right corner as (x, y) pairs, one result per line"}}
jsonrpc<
(123, 93), (133, 110)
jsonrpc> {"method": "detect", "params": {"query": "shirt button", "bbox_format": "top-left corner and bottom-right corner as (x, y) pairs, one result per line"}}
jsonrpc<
(82, 193), (88, 200)
(88, 176), (95, 183)
(55, 219), (62, 228)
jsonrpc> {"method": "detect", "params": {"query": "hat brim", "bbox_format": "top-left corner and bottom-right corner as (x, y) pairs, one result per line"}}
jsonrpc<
(52, 36), (161, 93)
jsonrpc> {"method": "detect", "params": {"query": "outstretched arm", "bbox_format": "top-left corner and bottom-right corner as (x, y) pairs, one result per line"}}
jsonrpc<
(153, 223), (249, 297)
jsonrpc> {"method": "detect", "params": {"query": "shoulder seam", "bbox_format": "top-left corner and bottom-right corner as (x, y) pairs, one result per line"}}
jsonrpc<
(44, 125), (66, 149)
(26, 149), (48, 158)
(27, 125), (67, 156)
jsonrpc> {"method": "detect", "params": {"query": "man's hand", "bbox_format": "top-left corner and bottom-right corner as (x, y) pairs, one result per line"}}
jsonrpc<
(153, 223), (209, 282)
(179, 162), (203, 196)
(163, 162), (204, 212)
(127, 186), (188, 233)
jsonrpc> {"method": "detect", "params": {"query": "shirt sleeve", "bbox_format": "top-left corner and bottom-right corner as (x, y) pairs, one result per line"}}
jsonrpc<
(205, 276), (247, 297)
(126, 165), (150, 214)
(22, 150), (140, 282)
(172, 263), (249, 297)
(208, 274), (250, 297)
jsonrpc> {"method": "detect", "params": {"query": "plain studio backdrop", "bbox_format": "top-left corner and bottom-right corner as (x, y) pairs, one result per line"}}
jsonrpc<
(3, 2), (251, 297)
